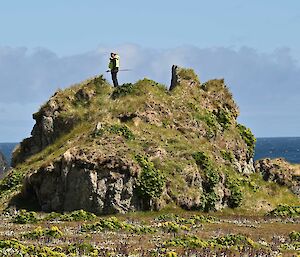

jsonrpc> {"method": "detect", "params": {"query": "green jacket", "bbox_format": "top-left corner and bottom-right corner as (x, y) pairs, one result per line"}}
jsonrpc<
(108, 55), (120, 70)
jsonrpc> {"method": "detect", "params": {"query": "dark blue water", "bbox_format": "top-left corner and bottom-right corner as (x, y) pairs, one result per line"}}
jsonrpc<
(254, 137), (300, 164)
(0, 138), (300, 165)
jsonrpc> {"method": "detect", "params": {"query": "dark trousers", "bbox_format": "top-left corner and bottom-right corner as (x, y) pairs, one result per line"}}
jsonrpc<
(111, 69), (119, 87)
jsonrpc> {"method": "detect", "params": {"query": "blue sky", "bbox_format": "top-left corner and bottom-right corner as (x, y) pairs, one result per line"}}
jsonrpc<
(1, 1), (300, 141)
(1, 1), (300, 56)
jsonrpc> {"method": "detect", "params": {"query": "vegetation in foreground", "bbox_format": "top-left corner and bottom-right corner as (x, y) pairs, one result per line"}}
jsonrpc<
(0, 208), (300, 256)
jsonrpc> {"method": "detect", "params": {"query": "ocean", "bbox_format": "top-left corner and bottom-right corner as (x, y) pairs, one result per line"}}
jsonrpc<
(0, 137), (300, 165)
(254, 137), (300, 164)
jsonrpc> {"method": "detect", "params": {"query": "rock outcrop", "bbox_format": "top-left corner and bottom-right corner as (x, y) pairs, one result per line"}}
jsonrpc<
(24, 148), (141, 214)
(0, 151), (8, 175)
(12, 77), (100, 166)
(255, 158), (300, 196)
(5, 68), (264, 214)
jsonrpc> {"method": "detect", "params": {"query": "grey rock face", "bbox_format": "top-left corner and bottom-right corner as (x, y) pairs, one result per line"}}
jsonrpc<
(24, 148), (142, 214)
(0, 151), (8, 174)
(234, 158), (255, 174)
(11, 89), (86, 166)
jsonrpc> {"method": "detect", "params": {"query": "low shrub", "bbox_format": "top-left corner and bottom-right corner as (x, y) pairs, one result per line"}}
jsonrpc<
(92, 124), (135, 140)
(108, 124), (135, 140)
(289, 231), (300, 241)
(66, 243), (98, 256)
(0, 171), (23, 193)
(267, 205), (300, 218)
(200, 191), (220, 212)
(161, 222), (190, 233)
(165, 236), (209, 248)
(0, 239), (66, 256)
(165, 234), (255, 249)
(237, 124), (256, 158)
(192, 151), (220, 211)
(12, 210), (38, 224)
(156, 214), (217, 224)
(221, 150), (235, 163)
(23, 226), (64, 239)
(210, 234), (254, 247)
(214, 109), (232, 130)
(111, 83), (135, 99)
(44, 210), (96, 222)
(225, 177), (243, 208)
(194, 111), (218, 138)
(178, 68), (199, 81)
(81, 216), (156, 234)
(135, 155), (165, 201)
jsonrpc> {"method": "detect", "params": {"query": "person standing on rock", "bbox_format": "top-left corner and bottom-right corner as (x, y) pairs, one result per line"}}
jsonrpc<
(107, 52), (120, 87)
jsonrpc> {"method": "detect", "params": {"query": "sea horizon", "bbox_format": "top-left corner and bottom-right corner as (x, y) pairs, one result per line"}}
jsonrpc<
(1, 136), (300, 164)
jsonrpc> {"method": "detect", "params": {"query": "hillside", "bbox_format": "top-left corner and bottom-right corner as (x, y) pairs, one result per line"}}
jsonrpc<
(0, 66), (300, 256)
(0, 65), (298, 215)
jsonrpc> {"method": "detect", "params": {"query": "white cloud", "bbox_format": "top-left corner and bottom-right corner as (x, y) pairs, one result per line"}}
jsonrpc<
(0, 44), (300, 141)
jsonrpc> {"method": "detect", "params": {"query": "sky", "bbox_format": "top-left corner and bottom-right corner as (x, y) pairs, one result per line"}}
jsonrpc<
(1, 0), (300, 142)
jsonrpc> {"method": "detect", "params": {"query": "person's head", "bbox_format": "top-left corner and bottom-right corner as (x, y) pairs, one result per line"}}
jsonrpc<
(110, 52), (115, 58)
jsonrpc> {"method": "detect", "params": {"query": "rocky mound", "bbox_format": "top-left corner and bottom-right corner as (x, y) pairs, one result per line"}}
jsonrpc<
(1, 66), (299, 214)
